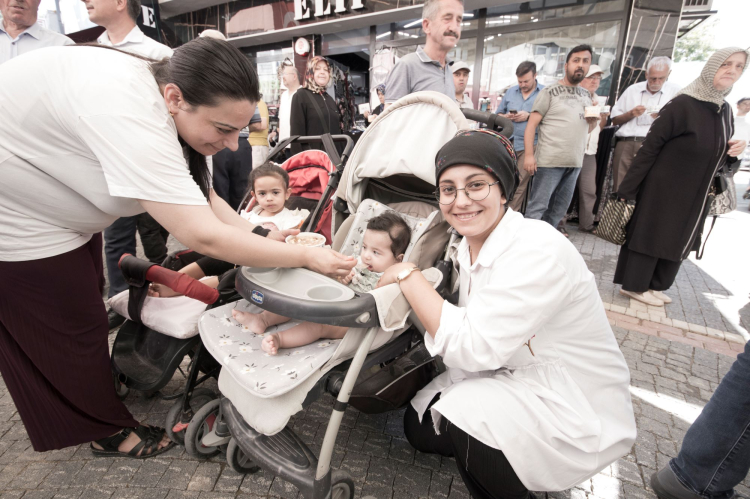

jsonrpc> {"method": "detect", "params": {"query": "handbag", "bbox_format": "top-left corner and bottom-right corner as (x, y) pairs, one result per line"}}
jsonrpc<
(596, 194), (635, 246)
(709, 165), (737, 216)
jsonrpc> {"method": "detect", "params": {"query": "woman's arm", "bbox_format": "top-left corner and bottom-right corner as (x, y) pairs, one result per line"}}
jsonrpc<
(617, 97), (685, 200)
(384, 249), (573, 372)
(209, 190), (254, 232)
(139, 200), (355, 278)
(377, 262), (443, 335)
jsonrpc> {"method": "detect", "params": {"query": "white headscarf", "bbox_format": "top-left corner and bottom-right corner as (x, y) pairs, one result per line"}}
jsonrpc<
(676, 47), (749, 110)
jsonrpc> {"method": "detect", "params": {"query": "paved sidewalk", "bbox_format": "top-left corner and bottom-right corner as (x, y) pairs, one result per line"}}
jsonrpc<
(2, 184), (750, 498)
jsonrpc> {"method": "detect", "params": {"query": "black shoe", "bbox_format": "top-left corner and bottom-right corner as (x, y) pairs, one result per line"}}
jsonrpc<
(651, 467), (705, 499)
(108, 309), (126, 331)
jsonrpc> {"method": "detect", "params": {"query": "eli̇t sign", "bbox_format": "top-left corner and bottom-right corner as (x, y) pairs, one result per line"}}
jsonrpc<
(294, 0), (364, 21)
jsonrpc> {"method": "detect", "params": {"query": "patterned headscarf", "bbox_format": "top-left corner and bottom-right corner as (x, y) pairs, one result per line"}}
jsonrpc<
(375, 84), (386, 95)
(676, 47), (749, 110)
(304, 56), (331, 95)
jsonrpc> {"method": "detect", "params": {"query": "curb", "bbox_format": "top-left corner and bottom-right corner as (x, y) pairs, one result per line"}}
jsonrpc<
(603, 304), (747, 358)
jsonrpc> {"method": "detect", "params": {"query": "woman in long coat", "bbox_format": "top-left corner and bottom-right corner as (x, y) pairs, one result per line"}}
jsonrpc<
(614, 47), (748, 306)
(289, 56), (342, 155)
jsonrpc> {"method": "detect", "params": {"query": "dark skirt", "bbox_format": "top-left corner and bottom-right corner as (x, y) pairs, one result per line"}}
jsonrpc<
(614, 245), (682, 293)
(0, 234), (138, 451)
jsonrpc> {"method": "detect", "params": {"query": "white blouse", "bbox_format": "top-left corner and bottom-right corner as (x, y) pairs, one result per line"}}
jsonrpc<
(413, 209), (636, 491)
(0, 46), (207, 262)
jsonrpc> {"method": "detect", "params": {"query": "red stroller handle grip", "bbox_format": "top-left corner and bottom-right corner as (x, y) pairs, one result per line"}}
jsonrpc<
(146, 266), (219, 305)
(118, 254), (219, 305)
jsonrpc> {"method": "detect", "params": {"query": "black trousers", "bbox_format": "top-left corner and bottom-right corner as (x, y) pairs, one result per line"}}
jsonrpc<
(613, 245), (682, 293)
(212, 140), (253, 211)
(404, 396), (531, 499)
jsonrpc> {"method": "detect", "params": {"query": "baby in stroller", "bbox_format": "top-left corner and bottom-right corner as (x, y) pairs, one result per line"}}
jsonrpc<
(231, 211), (412, 354)
(149, 163), (309, 297)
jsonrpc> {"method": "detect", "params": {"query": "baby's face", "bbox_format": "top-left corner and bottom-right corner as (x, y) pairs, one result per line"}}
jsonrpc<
(360, 229), (400, 272)
(252, 175), (289, 215)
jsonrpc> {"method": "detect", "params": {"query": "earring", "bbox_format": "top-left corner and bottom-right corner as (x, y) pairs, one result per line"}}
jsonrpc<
(169, 111), (174, 117)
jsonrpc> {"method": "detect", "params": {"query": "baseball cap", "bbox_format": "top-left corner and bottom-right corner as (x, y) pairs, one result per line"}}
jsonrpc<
(586, 64), (604, 78)
(452, 61), (471, 74)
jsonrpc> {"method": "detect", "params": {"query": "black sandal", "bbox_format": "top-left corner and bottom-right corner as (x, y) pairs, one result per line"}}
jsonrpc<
(90, 425), (175, 459)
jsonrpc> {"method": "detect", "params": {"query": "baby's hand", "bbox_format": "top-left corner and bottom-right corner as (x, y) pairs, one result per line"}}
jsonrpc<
(338, 267), (356, 285)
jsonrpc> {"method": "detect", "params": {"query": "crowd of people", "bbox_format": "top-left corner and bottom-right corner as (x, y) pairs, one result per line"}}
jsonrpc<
(1, 0), (749, 497)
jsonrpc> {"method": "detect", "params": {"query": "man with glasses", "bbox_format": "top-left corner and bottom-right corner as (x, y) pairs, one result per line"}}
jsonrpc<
(610, 56), (681, 191)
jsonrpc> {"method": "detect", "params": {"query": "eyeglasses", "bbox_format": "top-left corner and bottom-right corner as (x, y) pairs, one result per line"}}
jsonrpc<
(435, 180), (500, 205)
(587, 75), (603, 81)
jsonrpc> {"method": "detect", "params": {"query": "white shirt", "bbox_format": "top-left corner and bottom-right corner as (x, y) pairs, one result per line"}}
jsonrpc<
(278, 88), (298, 146)
(97, 25), (172, 60)
(611, 80), (681, 138)
(0, 21), (73, 64)
(239, 206), (309, 232)
(0, 46), (207, 262)
(412, 209), (636, 491)
(457, 94), (474, 109)
(586, 95), (602, 155)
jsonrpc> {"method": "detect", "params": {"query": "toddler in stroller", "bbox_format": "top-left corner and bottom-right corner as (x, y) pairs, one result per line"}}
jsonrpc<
(149, 162), (309, 298)
(231, 211), (412, 354)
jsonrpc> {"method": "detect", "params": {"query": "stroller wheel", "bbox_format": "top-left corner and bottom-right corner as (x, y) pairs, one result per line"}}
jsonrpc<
(165, 388), (216, 447)
(331, 470), (355, 499)
(113, 374), (129, 401)
(184, 398), (221, 459)
(226, 438), (260, 475)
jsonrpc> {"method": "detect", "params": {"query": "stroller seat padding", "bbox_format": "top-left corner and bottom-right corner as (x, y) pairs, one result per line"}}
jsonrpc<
(109, 289), (206, 339)
(335, 199), (443, 263)
(199, 301), (342, 399)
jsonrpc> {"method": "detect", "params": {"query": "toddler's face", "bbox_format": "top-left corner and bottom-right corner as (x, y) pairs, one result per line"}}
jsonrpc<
(360, 229), (401, 273)
(252, 175), (289, 215)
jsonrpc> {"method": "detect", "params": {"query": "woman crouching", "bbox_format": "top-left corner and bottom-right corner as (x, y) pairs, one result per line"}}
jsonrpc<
(376, 129), (637, 498)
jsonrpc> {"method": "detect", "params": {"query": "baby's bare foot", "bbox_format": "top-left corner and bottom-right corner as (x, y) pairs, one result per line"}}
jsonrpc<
(232, 309), (268, 334)
(262, 334), (281, 355)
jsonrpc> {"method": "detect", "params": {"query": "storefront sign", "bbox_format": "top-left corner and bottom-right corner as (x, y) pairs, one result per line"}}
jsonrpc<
(294, 0), (364, 21)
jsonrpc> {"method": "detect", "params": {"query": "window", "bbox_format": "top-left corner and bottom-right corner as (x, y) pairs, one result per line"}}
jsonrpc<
(480, 21), (620, 111)
(485, 0), (626, 28)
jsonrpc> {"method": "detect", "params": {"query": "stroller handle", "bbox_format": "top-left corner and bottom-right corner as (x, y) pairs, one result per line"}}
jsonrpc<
(461, 109), (514, 139)
(267, 134), (354, 167)
(118, 254), (219, 305)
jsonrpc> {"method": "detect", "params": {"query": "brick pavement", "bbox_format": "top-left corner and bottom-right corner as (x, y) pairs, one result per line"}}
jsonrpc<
(3, 187), (749, 498)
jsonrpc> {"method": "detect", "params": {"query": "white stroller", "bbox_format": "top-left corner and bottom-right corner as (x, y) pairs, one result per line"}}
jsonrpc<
(196, 92), (513, 499)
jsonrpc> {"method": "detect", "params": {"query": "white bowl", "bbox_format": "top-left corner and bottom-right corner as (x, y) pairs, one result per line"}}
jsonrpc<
(285, 232), (326, 248)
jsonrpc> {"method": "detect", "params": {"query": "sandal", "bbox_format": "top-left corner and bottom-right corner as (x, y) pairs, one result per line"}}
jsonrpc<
(90, 425), (175, 459)
(558, 227), (569, 238)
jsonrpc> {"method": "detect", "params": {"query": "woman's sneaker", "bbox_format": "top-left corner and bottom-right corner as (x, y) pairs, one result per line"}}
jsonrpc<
(620, 289), (664, 307)
(649, 290), (672, 304)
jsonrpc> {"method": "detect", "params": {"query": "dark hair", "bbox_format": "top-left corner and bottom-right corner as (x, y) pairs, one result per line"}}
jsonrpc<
(366, 212), (412, 257)
(150, 38), (260, 200)
(566, 44), (593, 63)
(249, 162), (289, 192)
(516, 61), (536, 77)
(739, 97), (750, 105)
(127, 0), (141, 21)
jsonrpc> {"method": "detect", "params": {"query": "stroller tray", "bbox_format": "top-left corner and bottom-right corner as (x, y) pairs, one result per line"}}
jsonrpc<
(199, 302), (342, 399)
(241, 267), (354, 303)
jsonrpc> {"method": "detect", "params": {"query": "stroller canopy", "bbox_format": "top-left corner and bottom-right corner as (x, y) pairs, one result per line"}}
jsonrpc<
(336, 91), (470, 213)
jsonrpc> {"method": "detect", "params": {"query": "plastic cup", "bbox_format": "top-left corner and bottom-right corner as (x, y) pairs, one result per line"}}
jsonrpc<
(600, 105), (611, 114)
(285, 232), (326, 248)
(584, 106), (600, 118)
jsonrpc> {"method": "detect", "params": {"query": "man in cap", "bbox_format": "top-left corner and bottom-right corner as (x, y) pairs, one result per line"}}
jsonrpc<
(495, 60), (545, 212)
(453, 61), (473, 109)
(1, 0), (73, 65)
(575, 64), (608, 233)
(610, 56), (680, 191)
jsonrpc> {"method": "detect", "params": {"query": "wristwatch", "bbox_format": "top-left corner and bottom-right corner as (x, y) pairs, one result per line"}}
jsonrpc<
(395, 266), (419, 284)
